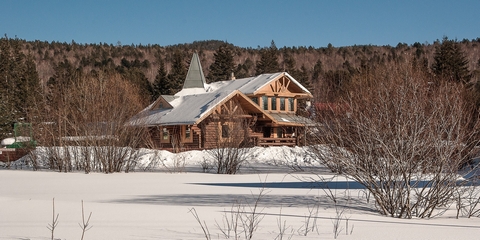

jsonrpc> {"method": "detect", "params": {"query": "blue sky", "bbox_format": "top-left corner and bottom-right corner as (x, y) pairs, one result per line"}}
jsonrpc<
(1, 0), (479, 48)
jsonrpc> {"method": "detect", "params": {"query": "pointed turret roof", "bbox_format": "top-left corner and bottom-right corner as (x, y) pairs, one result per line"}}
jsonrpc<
(183, 52), (206, 89)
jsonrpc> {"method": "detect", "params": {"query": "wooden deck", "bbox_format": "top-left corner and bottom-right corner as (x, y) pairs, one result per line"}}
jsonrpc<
(257, 137), (296, 147)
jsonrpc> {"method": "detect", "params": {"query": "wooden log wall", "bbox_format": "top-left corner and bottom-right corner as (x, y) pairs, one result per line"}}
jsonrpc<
(0, 148), (31, 162)
(202, 119), (220, 149)
(147, 126), (202, 152)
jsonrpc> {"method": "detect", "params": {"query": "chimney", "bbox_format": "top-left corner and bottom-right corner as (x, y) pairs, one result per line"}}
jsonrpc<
(230, 72), (236, 80)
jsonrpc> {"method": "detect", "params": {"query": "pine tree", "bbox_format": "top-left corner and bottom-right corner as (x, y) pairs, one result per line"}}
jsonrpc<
(17, 54), (42, 119)
(0, 37), (42, 138)
(432, 37), (471, 83)
(0, 37), (14, 138)
(207, 43), (235, 83)
(281, 48), (296, 73)
(123, 67), (152, 102)
(152, 57), (168, 99)
(234, 58), (254, 78)
(311, 60), (324, 84)
(10, 39), (26, 113)
(114, 57), (153, 102)
(165, 50), (186, 95)
(255, 40), (280, 75)
(48, 59), (78, 88)
(297, 65), (312, 92)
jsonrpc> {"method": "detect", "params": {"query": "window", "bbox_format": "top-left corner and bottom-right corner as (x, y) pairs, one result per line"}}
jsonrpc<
(161, 127), (169, 143)
(288, 98), (294, 112)
(262, 96), (268, 110)
(280, 97), (285, 111)
(271, 97), (277, 111)
(250, 97), (258, 105)
(221, 124), (230, 138)
(276, 127), (284, 138)
(182, 125), (193, 143)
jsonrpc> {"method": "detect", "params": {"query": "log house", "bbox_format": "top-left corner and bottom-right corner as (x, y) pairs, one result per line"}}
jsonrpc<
(129, 53), (313, 152)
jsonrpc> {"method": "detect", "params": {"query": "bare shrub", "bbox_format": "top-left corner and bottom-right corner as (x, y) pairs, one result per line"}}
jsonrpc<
(332, 202), (347, 239)
(172, 153), (186, 172)
(79, 200), (93, 240)
(189, 208), (211, 240)
(215, 204), (242, 239)
(140, 151), (161, 171)
(274, 207), (294, 240)
(45, 198), (94, 240)
(278, 146), (317, 172)
(310, 60), (480, 218)
(297, 175), (353, 238)
(47, 198), (59, 240)
(160, 152), (186, 173)
(32, 73), (147, 173)
(210, 145), (250, 174)
(200, 156), (214, 173)
(456, 178), (480, 218)
(298, 199), (320, 236)
(240, 188), (267, 240)
(191, 185), (267, 240)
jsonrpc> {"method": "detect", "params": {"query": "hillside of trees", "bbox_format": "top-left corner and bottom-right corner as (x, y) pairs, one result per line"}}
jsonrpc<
(1, 36), (480, 139)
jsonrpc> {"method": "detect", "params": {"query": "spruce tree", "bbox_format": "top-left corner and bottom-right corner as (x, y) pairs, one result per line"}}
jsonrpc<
(0, 37), (42, 138)
(165, 50), (186, 95)
(234, 58), (254, 78)
(255, 40), (280, 75)
(281, 48), (296, 73)
(207, 43), (235, 83)
(0, 37), (14, 138)
(152, 57), (168, 99)
(297, 64), (312, 92)
(17, 54), (42, 119)
(311, 60), (324, 84)
(432, 37), (471, 83)
(48, 59), (78, 88)
(123, 67), (152, 102)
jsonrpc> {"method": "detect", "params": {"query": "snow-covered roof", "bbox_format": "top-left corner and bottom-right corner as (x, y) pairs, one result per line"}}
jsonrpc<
(208, 72), (312, 96)
(130, 90), (256, 126)
(174, 87), (208, 97)
(162, 95), (178, 103)
(269, 113), (316, 126)
(130, 54), (312, 127)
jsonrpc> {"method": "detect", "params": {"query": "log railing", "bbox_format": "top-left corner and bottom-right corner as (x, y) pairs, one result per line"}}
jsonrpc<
(257, 137), (296, 147)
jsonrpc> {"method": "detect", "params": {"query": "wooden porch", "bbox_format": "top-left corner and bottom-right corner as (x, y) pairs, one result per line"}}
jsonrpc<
(257, 137), (296, 147)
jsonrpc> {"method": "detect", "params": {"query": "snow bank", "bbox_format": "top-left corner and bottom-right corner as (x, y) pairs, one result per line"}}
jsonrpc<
(11, 145), (320, 172)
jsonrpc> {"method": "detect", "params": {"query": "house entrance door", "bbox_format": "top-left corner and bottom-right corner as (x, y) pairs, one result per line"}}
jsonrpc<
(262, 127), (271, 137)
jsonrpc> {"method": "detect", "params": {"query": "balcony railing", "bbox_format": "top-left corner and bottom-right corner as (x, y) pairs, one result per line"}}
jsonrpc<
(257, 137), (296, 147)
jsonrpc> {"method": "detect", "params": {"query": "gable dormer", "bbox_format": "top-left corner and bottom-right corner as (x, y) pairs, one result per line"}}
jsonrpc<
(150, 95), (176, 110)
(243, 73), (312, 113)
(255, 73), (312, 98)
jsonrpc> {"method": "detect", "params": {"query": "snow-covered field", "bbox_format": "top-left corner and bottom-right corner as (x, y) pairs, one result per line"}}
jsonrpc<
(1, 146), (479, 239)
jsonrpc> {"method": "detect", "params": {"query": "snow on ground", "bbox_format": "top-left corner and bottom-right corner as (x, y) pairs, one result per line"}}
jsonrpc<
(1, 146), (480, 239)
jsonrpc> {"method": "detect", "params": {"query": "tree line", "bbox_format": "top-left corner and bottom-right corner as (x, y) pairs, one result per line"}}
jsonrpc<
(1, 36), (480, 139)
